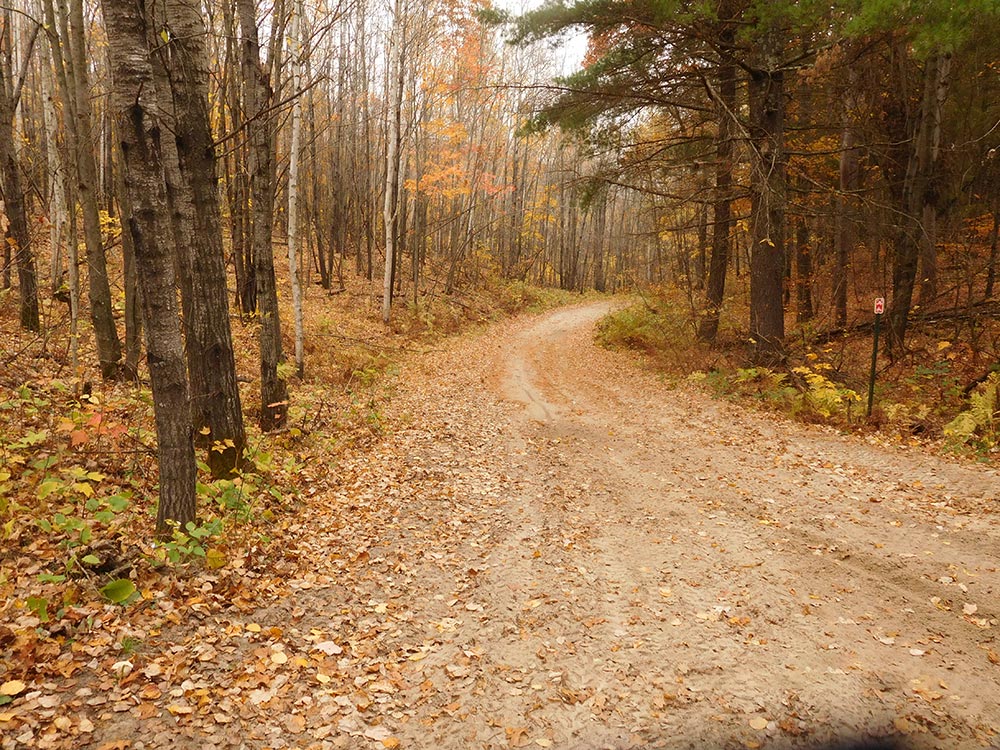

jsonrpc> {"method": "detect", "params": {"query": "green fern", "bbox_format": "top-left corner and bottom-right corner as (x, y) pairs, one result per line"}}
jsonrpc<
(944, 372), (1000, 452)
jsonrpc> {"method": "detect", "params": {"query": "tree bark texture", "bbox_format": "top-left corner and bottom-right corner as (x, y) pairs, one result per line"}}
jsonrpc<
(101, 0), (196, 534)
(67, 0), (122, 378)
(0, 14), (40, 331)
(747, 62), (786, 365)
(237, 0), (288, 431)
(157, 0), (247, 473)
(697, 59), (735, 343)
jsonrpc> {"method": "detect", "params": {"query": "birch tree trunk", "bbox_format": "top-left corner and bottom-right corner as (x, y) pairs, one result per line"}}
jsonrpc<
(286, 0), (305, 377)
(382, 0), (405, 324)
(42, 39), (78, 366)
(100, 0), (195, 533)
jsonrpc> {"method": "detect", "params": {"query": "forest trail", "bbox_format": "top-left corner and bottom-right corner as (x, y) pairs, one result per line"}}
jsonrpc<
(87, 302), (1000, 750)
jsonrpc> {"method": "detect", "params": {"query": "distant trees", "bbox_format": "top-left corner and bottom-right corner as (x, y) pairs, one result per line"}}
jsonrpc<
(511, 0), (1000, 362)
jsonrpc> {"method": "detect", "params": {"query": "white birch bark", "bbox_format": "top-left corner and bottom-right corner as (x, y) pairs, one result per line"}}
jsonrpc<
(287, 0), (305, 376)
(382, 0), (404, 324)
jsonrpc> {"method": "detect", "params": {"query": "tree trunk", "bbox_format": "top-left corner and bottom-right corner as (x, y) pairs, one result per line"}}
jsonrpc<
(286, 0), (305, 377)
(833, 120), (859, 328)
(697, 60), (736, 342)
(67, 0), (122, 378)
(382, 0), (405, 324)
(237, 0), (288, 431)
(795, 214), (813, 324)
(986, 210), (999, 299)
(101, 0), (196, 534)
(747, 61), (786, 364)
(153, 0), (247, 473)
(917, 53), (951, 306)
(0, 14), (40, 331)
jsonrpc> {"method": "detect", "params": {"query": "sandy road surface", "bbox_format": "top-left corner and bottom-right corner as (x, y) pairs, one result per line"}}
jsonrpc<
(387, 301), (1000, 749)
(82, 301), (1000, 750)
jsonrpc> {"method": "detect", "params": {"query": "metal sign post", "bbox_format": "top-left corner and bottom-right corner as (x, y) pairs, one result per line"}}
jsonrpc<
(867, 298), (885, 418)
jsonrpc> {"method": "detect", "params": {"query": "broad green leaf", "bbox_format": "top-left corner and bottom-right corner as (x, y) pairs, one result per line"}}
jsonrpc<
(26, 596), (49, 623)
(36, 480), (62, 500)
(101, 579), (136, 604)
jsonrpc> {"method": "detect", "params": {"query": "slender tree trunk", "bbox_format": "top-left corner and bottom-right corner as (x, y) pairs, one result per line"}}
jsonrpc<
(917, 53), (951, 306)
(286, 0), (305, 377)
(747, 59), (786, 365)
(382, 0), (405, 323)
(67, 0), (122, 378)
(0, 14), (40, 331)
(833, 119), (859, 328)
(795, 213), (813, 323)
(986, 210), (999, 299)
(697, 60), (736, 342)
(101, 0), (196, 534)
(237, 0), (288, 431)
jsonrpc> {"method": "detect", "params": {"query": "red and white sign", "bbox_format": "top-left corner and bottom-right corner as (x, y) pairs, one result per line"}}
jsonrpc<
(874, 297), (885, 315)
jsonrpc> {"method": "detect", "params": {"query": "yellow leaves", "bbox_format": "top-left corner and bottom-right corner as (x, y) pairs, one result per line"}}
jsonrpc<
(748, 716), (768, 730)
(285, 715), (306, 734)
(0, 680), (26, 697)
(269, 649), (289, 665)
(205, 549), (227, 569)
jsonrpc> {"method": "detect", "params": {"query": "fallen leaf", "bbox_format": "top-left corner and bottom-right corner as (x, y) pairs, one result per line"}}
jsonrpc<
(79, 718), (95, 733)
(749, 717), (768, 730)
(270, 651), (288, 665)
(909, 648), (926, 656)
(0, 681), (26, 697)
(506, 727), (529, 747)
(382, 739), (401, 749)
(313, 641), (342, 656)
(285, 715), (306, 734)
(364, 726), (392, 742)
(962, 603), (978, 616)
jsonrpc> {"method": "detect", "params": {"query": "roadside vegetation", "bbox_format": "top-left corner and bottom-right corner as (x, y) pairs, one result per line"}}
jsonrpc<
(597, 290), (1000, 460)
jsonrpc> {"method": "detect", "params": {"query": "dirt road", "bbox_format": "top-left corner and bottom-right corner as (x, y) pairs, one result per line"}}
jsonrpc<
(380, 302), (1000, 749)
(83, 301), (1000, 750)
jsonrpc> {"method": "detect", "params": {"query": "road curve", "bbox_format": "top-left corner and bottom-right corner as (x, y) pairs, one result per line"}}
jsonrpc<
(474, 302), (1000, 749)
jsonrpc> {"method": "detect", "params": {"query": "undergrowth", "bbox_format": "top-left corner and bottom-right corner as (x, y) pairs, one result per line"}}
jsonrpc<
(0, 273), (586, 635)
(597, 290), (1000, 460)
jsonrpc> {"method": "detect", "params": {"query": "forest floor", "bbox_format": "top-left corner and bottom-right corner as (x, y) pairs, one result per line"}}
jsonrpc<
(6, 300), (1000, 750)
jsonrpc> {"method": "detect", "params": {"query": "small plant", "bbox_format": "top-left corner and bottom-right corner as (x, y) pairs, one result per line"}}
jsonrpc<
(944, 372), (1000, 455)
(792, 365), (862, 421)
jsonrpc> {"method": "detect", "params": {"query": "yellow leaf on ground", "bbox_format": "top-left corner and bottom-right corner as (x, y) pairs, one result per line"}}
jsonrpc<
(0, 681), (25, 696)
(749, 717), (768, 730)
